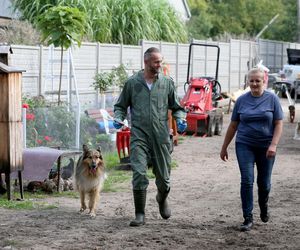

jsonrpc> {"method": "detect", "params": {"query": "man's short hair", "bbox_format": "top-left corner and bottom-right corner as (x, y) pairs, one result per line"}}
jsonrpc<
(144, 47), (160, 60)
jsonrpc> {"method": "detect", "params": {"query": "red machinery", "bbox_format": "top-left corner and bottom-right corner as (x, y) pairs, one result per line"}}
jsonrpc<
(180, 43), (223, 136)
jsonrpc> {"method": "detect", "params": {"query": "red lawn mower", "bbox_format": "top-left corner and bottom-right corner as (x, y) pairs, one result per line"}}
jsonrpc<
(180, 43), (223, 136)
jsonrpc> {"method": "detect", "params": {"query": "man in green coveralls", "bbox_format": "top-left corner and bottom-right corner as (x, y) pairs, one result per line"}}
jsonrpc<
(113, 47), (187, 226)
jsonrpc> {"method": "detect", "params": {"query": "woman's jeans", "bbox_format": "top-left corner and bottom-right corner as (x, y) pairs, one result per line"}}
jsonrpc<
(235, 142), (275, 218)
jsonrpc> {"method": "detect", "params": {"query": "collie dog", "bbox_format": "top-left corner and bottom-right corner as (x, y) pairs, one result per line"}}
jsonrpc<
(75, 144), (106, 217)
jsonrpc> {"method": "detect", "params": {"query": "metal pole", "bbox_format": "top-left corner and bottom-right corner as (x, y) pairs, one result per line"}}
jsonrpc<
(22, 108), (26, 148)
(76, 105), (80, 150)
(255, 14), (279, 41)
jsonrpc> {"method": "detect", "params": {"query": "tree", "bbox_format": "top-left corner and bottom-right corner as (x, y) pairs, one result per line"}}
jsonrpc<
(262, 0), (298, 42)
(37, 6), (87, 104)
(186, 0), (298, 42)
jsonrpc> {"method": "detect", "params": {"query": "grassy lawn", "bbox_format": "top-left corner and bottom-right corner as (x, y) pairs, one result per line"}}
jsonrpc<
(0, 151), (177, 210)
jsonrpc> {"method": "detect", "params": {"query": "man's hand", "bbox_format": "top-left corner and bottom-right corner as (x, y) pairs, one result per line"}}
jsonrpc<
(176, 119), (187, 133)
(113, 119), (123, 129)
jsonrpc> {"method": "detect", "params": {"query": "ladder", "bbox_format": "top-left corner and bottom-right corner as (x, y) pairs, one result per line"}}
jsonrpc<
(43, 45), (81, 149)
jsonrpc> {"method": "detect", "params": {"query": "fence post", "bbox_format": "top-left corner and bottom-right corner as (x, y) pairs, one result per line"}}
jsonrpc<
(95, 42), (100, 106)
(176, 42), (179, 88)
(120, 43), (123, 65)
(228, 39), (232, 93)
(140, 40), (144, 69)
(38, 45), (43, 95)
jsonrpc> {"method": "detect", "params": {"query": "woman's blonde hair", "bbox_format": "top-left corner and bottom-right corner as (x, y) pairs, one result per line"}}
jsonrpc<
(247, 67), (265, 80)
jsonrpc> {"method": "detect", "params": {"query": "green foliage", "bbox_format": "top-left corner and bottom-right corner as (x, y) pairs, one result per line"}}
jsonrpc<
(102, 170), (131, 192)
(92, 72), (114, 94)
(187, 13), (213, 40)
(187, 0), (298, 42)
(92, 64), (129, 92)
(22, 95), (114, 150)
(23, 102), (77, 148)
(103, 152), (120, 170)
(37, 5), (87, 48)
(147, 169), (155, 179)
(170, 160), (178, 169)
(262, 0), (298, 42)
(36, 5), (87, 103)
(111, 64), (129, 90)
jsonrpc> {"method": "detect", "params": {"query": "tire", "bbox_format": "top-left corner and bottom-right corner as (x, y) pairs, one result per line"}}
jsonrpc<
(214, 116), (223, 135)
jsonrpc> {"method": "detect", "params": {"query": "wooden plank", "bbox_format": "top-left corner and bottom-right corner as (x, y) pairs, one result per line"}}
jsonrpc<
(0, 122), (9, 172)
(10, 122), (23, 172)
(0, 73), (22, 122)
(0, 122), (23, 172)
(9, 73), (22, 122)
(0, 74), (9, 122)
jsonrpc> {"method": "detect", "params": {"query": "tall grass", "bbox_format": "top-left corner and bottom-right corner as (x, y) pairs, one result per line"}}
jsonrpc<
(12, 0), (188, 45)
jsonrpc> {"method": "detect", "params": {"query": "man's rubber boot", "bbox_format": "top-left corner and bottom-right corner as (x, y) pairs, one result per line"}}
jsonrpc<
(240, 215), (253, 232)
(129, 190), (146, 227)
(259, 189), (270, 223)
(156, 188), (171, 219)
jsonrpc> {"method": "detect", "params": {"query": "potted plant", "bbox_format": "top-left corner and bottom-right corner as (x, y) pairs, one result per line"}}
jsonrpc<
(112, 64), (129, 90)
(92, 71), (114, 108)
(92, 64), (129, 108)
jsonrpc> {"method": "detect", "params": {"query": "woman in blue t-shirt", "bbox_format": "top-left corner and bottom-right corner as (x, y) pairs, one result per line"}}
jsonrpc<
(220, 67), (283, 232)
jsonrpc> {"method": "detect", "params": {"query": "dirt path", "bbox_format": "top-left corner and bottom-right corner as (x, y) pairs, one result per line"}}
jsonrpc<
(1, 99), (300, 250)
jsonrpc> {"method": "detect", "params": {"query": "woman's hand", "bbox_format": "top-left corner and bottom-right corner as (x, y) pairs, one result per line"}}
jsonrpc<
(266, 144), (277, 158)
(219, 121), (238, 162)
(220, 148), (228, 161)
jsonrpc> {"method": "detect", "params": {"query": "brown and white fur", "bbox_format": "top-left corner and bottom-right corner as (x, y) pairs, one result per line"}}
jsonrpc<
(75, 144), (106, 217)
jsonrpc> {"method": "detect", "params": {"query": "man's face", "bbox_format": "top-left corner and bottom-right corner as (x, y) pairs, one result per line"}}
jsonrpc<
(145, 52), (163, 75)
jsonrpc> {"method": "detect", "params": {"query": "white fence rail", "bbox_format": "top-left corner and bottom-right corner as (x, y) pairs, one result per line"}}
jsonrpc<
(8, 38), (300, 109)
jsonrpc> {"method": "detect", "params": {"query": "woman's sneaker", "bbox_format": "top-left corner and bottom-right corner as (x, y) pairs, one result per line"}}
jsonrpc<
(260, 212), (269, 223)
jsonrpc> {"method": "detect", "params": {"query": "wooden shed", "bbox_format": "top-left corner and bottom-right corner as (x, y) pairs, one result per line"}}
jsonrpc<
(0, 45), (25, 200)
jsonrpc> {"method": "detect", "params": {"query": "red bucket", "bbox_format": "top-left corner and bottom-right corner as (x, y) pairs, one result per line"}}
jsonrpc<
(116, 128), (130, 159)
